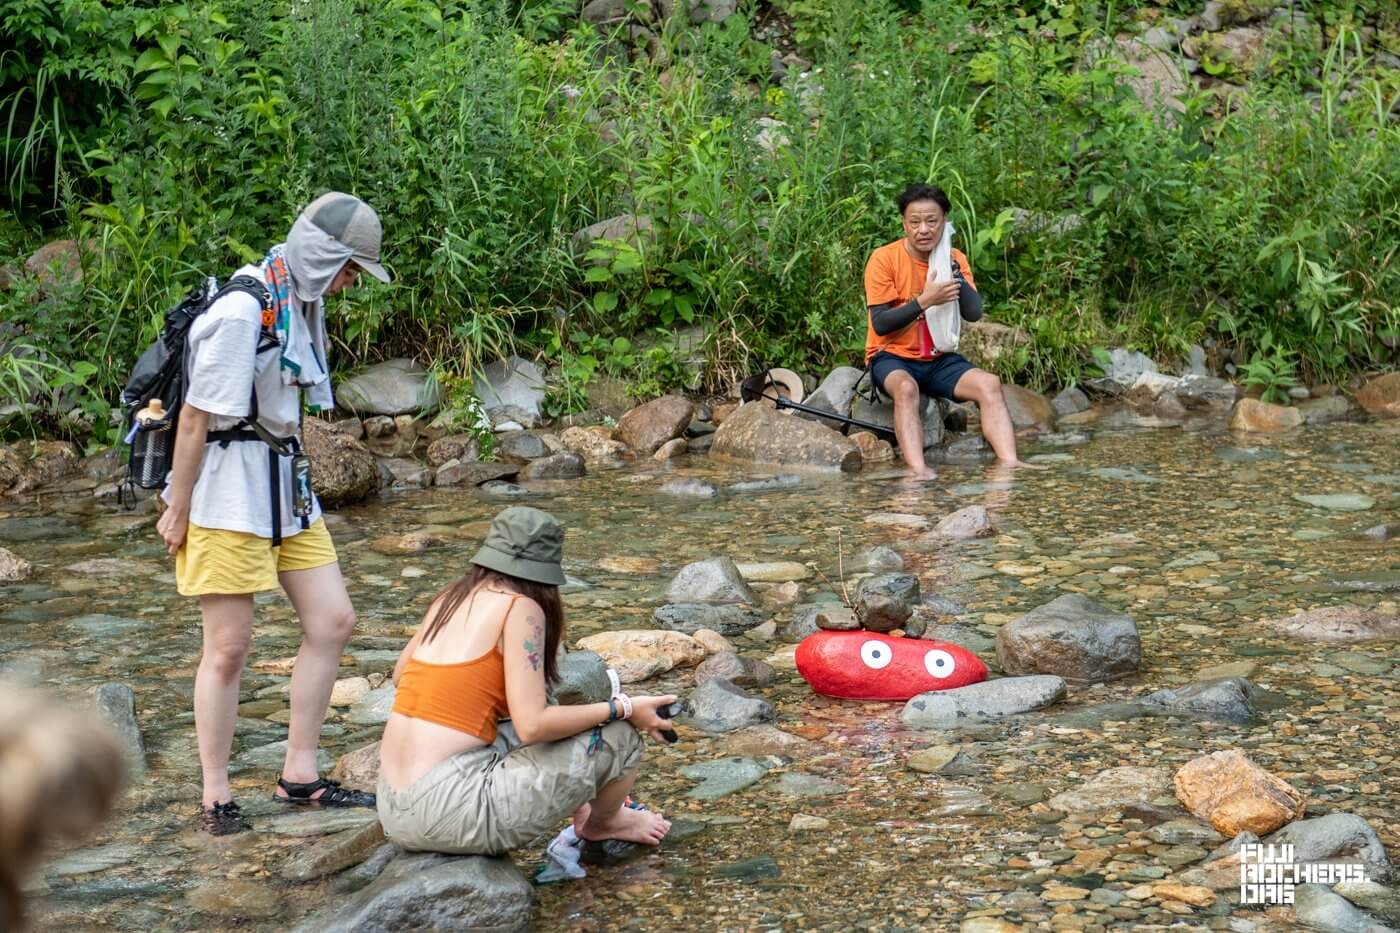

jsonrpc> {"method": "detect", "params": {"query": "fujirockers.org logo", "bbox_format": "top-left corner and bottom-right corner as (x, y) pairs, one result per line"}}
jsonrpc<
(1239, 843), (1369, 905)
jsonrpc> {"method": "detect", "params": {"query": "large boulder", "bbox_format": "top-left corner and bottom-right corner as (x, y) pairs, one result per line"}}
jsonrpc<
(1173, 374), (1240, 413)
(711, 401), (861, 472)
(570, 214), (656, 258)
(666, 557), (757, 604)
(653, 604), (769, 637)
(426, 434), (480, 468)
(615, 395), (694, 456)
(94, 683), (146, 780)
(293, 852), (532, 933)
(1260, 607), (1400, 643)
(553, 650), (611, 705)
(1357, 372), (1400, 418)
(1000, 384), (1056, 430)
(900, 676), (1067, 729)
(682, 678), (776, 733)
(996, 594), (1141, 683)
(849, 379), (946, 449)
(1174, 749), (1306, 836)
(1267, 813), (1391, 876)
(855, 573), (919, 633)
(303, 418), (380, 508)
(575, 630), (706, 683)
(798, 367), (864, 424)
(559, 426), (627, 464)
(959, 320), (1031, 372)
(1230, 398), (1302, 432)
(24, 238), (92, 291)
(518, 451), (584, 481)
(1113, 38), (1189, 112)
(474, 357), (546, 428)
(337, 359), (440, 416)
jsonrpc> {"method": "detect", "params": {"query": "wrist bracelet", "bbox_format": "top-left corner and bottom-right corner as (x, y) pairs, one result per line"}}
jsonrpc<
(605, 698), (618, 723)
(617, 693), (633, 719)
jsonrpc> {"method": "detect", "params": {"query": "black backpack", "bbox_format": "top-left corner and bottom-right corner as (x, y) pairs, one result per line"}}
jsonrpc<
(120, 275), (272, 492)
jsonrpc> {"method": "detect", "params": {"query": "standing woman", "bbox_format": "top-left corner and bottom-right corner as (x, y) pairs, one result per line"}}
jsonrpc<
(157, 193), (389, 833)
(378, 507), (674, 855)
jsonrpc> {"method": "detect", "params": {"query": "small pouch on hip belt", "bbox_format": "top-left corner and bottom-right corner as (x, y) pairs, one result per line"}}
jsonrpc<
(291, 453), (313, 518)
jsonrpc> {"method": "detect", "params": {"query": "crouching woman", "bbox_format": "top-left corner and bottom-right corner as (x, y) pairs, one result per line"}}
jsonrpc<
(377, 506), (675, 854)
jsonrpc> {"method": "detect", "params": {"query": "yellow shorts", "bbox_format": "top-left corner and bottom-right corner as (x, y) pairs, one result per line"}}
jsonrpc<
(176, 518), (338, 596)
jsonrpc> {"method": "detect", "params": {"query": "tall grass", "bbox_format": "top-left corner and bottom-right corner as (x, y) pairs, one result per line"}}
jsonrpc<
(1, 0), (1397, 439)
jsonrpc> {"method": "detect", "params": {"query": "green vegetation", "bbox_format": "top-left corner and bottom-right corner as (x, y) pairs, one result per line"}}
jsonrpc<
(2, 0), (1398, 441)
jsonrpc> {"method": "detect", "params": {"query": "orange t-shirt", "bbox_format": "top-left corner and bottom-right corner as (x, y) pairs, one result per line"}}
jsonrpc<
(863, 239), (974, 363)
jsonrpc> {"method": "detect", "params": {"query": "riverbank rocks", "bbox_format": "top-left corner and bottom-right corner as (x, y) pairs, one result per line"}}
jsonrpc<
(683, 677), (776, 733)
(330, 741), (381, 790)
(434, 460), (517, 488)
(799, 367), (864, 423)
(926, 505), (995, 543)
(616, 395), (693, 455)
(1292, 884), (1390, 933)
(850, 391), (945, 450)
(996, 593), (1141, 683)
(666, 557), (757, 604)
(1357, 373), (1400, 418)
(576, 630), (706, 682)
(855, 573), (919, 633)
(1268, 813), (1391, 875)
(693, 651), (777, 688)
(1139, 676), (1260, 724)
(304, 418), (380, 507)
(1174, 749), (1306, 836)
(518, 451), (584, 480)
(1230, 398), (1302, 432)
(0, 546), (31, 582)
(1261, 606), (1400, 643)
(711, 401), (862, 472)
(94, 683), (145, 780)
(338, 359), (440, 416)
(475, 356), (546, 428)
(960, 320), (1032, 372)
(426, 434), (479, 468)
(900, 676), (1067, 729)
(294, 851), (532, 933)
(559, 426), (627, 464)
(1048, 766), (1173, 815)
(653, 603), (768, 637)
(1001, 384), (1057, 430)
(347, 685), (396, 725)
(554, 650), (611, 704)
(282, 820), (387, 883)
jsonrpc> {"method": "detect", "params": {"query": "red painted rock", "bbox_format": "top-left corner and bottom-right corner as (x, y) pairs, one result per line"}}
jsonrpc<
(795, 631), (988, 701)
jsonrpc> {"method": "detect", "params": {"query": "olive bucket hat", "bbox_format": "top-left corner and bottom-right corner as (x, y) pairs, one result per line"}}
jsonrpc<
(470, 507), (567, 586)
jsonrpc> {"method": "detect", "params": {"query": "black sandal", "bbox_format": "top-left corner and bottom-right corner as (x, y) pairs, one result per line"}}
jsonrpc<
(201, 800), (251, 836)
(275, 775), (375, 808)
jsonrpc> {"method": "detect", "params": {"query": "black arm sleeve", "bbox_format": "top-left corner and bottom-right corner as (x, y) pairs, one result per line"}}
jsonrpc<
(869, 299), (924, 336)
(958, 282), (984, 322)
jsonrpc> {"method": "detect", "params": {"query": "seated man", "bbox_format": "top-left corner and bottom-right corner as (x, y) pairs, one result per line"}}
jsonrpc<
(864, 182), (1028, 479)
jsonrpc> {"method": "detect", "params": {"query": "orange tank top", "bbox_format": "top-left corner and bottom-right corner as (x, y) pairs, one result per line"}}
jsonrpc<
(390, 592), (516, 743)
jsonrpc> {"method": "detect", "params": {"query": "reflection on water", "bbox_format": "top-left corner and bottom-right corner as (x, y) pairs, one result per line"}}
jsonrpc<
(4, 415), (1397, 930)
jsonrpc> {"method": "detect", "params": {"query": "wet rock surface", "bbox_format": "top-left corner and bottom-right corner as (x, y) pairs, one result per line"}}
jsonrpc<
(996, 593), (1141, 683)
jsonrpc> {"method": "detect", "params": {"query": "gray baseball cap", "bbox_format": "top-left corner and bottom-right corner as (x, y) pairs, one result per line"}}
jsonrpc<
(301, 192), (391, 284)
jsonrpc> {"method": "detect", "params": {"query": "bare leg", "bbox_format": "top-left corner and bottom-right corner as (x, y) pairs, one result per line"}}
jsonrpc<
(276, 561), (356, 793)
(953, 368), (1036, 467)
(573, 765), (670, 845)
(884, 369), (937, 480)
(195, 595), (255, 808)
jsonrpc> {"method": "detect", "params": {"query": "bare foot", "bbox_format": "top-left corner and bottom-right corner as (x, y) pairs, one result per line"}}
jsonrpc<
(994, 459), (1048, 471)
(902, 468), (939, 482)
(579, 806), (671, 846)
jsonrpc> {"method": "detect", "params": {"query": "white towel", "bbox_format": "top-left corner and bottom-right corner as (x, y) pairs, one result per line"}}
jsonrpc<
(921, 220), (960, 354)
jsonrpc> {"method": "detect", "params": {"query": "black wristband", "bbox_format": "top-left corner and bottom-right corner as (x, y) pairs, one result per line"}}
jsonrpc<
(605, 698), (618, 722)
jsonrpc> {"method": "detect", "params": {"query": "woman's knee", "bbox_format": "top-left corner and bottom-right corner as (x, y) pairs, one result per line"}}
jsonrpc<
(202, 637), (251, 680)
(307, 605), (356, 648)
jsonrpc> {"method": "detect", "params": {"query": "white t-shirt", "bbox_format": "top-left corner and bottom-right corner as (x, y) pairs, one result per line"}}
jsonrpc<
(163, 264), (325, 538)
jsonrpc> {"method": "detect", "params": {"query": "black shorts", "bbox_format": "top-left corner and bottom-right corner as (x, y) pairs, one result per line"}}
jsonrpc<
(870, 351), (976, 401)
